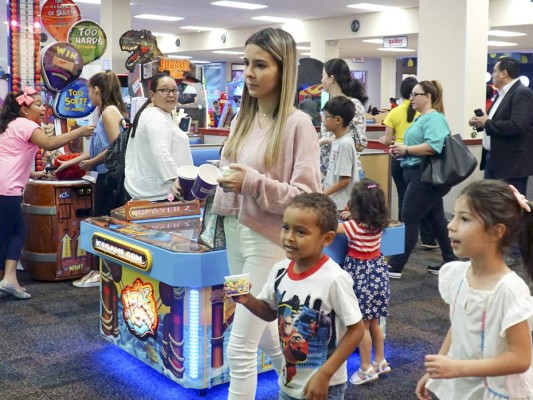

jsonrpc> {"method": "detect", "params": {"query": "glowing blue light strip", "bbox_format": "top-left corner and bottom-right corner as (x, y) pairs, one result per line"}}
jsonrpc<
(188, 289), (200, 379)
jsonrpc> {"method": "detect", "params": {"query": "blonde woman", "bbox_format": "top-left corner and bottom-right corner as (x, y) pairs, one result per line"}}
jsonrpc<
(213, 28), (322, 399)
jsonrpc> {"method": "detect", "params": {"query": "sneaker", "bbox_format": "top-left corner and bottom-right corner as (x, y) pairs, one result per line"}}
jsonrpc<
(350, 366), (379, 385)
(0, 279), (31, 299)
(387, 266), (402, 279)
(372, 360), (391, 376)
(73, 270), (101, 288)
(427, 265), (441, 275)
(421, 242), (439, 250)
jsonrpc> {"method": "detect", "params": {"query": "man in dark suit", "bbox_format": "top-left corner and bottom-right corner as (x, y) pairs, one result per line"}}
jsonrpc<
(471, 56), (533, 195)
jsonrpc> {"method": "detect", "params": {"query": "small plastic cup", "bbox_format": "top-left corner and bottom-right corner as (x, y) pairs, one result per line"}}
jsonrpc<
(224, 273), (250, 296)
(221, 166), (236, 177)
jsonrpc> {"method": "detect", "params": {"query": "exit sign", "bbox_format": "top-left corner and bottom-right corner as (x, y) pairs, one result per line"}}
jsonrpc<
(383, 36), (408, 48)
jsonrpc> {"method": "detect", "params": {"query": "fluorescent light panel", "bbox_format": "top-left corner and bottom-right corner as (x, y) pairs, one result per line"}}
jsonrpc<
(347, 3), (396, 12)
(190, 60), (211, 64)
(296, 46), (311, 50)
(377, 48), (415, 52)
(488, 30), (526, 37)
(74, 0), (101, 4)
(487, 40), (517, 46)
(211, 1), (267, 10)
(167, 55), (192, 59)
(134, 14), (183, 21)
(212, 50), (244, 54)
(363, 39), (383, 44)
(252, 16), (297, 23)
(181, 26), (220, 31)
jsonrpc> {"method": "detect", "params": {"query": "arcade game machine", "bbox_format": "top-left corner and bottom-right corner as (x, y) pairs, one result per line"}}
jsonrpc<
(80, 202), (273, 390)
(217, 77), (243, 128)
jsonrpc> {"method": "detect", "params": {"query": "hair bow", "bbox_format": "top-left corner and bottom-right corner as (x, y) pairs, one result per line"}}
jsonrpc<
(509, 184), (532, 213)
(16, 86), (38, 107)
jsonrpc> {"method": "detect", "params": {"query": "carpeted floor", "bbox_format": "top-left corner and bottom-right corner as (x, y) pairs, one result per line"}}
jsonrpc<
(0, 244), (528, 400)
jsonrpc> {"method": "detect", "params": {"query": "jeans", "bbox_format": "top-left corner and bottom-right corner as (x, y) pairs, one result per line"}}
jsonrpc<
(279, 383), (347, 400)
(483, 151), (529, 195)
(391, 157), (436, 245)
(224, 216), (285, 399)
(388, 167), (457, 273)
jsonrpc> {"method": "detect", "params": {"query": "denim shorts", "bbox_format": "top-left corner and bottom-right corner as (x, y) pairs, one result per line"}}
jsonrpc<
(279, 382), (347, 400)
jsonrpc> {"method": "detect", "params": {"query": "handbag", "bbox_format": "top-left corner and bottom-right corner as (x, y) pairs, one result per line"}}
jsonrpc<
(198, 194), (226, 250)
(420, 133), (477, 187)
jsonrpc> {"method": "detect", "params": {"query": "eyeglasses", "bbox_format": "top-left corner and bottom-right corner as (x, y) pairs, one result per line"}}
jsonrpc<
(155, 88), (178, 95)
(410, 92), (426, 98)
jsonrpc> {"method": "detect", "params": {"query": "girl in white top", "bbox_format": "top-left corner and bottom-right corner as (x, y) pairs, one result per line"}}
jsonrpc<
(416, 179), (533, 400)
(125, 73), (193, 201)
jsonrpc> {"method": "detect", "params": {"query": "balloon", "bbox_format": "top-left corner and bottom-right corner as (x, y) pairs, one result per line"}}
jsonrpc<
(68, 20), (107, 65)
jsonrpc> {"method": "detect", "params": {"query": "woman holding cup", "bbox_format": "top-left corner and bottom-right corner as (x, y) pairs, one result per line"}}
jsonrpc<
(212, 27), (322, 398)
(124, 73), (193, 201)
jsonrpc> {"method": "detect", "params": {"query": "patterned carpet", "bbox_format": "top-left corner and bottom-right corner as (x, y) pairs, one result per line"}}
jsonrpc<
(0, 244), (527, 400)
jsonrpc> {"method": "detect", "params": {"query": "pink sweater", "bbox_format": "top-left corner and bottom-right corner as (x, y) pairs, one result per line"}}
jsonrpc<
(212, 110), (321, 245)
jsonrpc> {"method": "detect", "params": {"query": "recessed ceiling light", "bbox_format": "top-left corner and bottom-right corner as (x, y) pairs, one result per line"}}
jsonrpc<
(296, 46), (311, 50)
(363, 39), (383, 44)
(300, 52), (312, 56)
(487, 40), (518, 46)
(252, 16), (297, 23)
(211, 1), (267, 10)
(134, 14), (183, 22)
(190, 60), (211, 64)
(347, 3), (396, 12)
(488, 30), (526, 37)
(377, 48), (415, 52)
(74, 0), (100, 4)
(212, 50), (245, 55)
(167, 55), (192, 59)
(181, 26), (220, 32)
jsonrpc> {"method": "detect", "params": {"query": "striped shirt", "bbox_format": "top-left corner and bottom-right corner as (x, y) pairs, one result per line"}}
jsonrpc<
(89, 106), (123, 174)
(342, 219), (382, 260)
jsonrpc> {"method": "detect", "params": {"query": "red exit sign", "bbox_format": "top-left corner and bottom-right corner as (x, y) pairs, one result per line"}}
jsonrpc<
(383, 36), (408, 48)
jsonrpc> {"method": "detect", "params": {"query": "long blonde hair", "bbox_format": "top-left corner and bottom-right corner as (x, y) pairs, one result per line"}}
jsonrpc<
(222, 28), (298, 169)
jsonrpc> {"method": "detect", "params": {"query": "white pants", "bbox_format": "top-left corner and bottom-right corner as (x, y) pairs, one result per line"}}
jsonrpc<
(224, 216), (285, 399)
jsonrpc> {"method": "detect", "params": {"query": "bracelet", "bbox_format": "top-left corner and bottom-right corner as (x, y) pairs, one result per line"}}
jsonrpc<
(405, 146), (409, 156)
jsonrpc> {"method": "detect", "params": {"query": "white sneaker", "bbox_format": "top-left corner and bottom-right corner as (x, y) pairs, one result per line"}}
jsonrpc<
(73, 271), (100, 288)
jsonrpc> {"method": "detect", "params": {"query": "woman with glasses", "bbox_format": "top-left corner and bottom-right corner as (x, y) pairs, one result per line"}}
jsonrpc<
(124, 73), (193, 201)
(387, 80), (457, 279)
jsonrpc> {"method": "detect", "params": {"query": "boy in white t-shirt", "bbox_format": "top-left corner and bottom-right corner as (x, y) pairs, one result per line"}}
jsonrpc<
(227, 193), (364, 400)
(322, 96), (359, 210)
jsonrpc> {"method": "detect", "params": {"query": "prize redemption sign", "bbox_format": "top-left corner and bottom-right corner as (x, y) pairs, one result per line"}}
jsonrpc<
(54, 77), (95, 118)
(68, 20), (107, 65)
(159, 58), (191, 80)
(41, 42), (83, 91)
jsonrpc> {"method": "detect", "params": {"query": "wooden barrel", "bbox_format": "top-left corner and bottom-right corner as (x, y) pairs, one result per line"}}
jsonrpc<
(21, 179), (96, 281)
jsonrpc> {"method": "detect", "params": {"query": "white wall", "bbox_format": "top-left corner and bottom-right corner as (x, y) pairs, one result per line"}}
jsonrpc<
(344, 58), (381, 109)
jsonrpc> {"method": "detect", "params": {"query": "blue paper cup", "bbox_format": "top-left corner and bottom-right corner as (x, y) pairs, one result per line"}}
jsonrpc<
(177, 165), (199, 201)
(191, 164), (222, 200)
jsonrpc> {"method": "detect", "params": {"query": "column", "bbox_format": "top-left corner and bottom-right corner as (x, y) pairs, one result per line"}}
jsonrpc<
(380, 57), (397, 109)
(417, 0), (489, 135)
(100, 0), (131, 73)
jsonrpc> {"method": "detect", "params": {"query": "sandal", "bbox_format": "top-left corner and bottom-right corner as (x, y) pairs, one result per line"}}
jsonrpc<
(349, 366), (378, 385)
(372, 360), (391, 375)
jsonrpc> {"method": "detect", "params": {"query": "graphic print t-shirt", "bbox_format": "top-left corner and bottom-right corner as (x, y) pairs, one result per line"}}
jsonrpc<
(257, 255), (362, 399)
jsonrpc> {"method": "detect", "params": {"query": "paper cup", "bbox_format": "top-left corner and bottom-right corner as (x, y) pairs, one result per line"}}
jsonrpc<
(177, 165), (198, 201)
(191, 164), (222, 200)
(224, 273), (250, 296)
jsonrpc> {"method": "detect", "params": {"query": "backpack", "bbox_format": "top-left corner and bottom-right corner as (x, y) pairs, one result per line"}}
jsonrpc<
(104, 117), (132, 205)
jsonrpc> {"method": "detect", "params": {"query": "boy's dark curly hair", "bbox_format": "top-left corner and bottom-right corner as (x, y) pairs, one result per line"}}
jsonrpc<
(288, 192), (338, 233)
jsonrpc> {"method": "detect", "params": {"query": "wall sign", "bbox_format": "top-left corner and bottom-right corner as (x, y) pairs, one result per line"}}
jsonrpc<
(67, 20), (107, 65)
(383, 36), (408, 48)
(41, 41), (83, 91)
(53, 77), (96, 118)
(41, 0), (81, 42)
